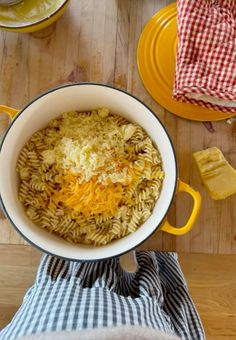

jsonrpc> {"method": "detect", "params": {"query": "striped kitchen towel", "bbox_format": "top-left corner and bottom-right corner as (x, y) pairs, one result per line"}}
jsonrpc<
(0, 252), (205, 340)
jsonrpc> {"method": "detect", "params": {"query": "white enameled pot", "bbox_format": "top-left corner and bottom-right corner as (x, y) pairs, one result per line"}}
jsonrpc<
(0, 83), (201, 261)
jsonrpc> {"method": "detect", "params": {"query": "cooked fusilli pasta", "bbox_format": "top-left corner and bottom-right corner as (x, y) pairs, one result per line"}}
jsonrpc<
(16, 108), (164, 246)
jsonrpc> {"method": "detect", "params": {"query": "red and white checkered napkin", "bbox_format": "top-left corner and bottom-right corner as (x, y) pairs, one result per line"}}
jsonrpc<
(173, 0), (236, 113)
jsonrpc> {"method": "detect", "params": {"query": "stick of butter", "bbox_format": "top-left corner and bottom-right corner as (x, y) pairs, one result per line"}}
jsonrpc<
(193, 147), (236, 200)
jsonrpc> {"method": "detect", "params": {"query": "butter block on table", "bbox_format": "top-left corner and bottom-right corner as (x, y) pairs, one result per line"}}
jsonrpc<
(193, 147), (236, 200)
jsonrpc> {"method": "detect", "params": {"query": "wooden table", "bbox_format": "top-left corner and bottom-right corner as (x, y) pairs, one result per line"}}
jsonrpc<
(0, 0), (235, 254)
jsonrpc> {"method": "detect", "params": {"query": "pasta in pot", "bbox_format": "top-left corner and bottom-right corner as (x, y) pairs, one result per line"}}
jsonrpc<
(16, 108), (165, 246)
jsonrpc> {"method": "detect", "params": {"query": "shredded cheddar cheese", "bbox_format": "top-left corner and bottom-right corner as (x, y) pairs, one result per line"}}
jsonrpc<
(42, 109), (155, 217)
(50, 173), (128, 217)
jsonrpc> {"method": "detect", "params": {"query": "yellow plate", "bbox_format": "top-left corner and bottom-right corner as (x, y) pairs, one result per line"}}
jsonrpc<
(137, 3), (236, 121)
(0, 0), (69, 33)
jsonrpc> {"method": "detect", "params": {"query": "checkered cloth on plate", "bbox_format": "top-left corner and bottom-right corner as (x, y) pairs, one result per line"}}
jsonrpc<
(173, 0), (236, 113)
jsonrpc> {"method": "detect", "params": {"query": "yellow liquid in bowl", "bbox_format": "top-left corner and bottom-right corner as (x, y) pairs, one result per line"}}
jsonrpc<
(0, 0), (66, 27)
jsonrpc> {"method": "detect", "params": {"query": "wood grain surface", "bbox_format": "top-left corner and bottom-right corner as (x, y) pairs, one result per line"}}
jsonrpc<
(0, 245), (235, 338)
(0, 0), (235, 253)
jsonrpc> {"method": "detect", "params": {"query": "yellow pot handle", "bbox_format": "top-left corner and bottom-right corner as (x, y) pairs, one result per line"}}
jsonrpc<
(161, 179), (201, 235)
(0, 105), (19, 120)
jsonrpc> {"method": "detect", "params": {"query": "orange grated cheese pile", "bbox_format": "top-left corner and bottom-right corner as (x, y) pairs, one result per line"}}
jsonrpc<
(49, 172), (133, 217)
(42, 109), (155, 217)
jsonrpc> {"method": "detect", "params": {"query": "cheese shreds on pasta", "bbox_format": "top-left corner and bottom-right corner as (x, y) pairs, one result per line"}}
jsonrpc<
(16, 108), (165, 246)
(50, 174), (125, 217)
(42, 109), (136, 184)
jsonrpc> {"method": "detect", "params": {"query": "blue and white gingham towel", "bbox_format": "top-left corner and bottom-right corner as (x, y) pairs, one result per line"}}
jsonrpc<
(0, 252), (205, 340)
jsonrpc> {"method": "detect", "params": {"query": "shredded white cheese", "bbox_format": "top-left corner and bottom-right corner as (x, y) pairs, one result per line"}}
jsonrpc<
(42, 109), (136, 184)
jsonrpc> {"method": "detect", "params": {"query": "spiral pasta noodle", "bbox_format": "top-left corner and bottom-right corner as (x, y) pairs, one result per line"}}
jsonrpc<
(16, 108), (164, 246)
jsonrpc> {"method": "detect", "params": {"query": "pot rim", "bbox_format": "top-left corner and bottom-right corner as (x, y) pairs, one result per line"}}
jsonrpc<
(0, 82), (178, 261)
(0, 0), (69, 30)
